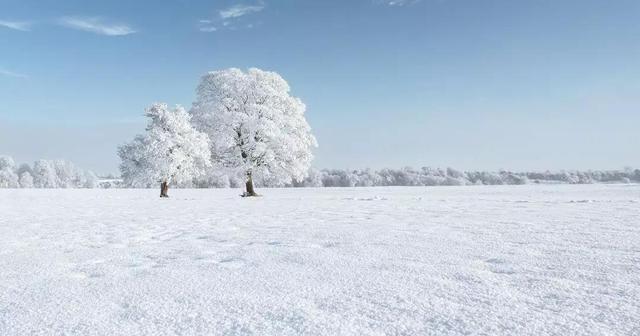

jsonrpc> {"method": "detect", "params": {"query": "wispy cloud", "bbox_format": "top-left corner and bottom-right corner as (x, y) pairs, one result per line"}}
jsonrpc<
(0, 20), (32, 31)
(0, 68), (28, 79)
(199, 2), (265, 33)
(199, 26), (218, 32)
(58, 17), (136, 36)
(198, 19), (217, 32)
(219, 4), (265, 19)
(381, 0), (422, 6)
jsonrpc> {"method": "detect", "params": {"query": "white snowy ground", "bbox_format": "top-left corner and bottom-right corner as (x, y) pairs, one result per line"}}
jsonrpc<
(0, 185), (639, 335)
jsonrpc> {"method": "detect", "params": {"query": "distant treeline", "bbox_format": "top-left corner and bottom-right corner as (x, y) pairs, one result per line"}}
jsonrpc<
(287, 167), (640, 188)
(0, 156), (98, 188)
(2, 154), (638, 189)
(180, 167), (640, 189)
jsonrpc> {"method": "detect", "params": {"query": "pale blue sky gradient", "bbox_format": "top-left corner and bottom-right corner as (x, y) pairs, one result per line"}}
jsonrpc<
(1, 0), (639, 174)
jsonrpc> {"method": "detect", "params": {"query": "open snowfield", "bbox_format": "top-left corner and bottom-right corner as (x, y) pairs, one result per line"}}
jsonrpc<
(1, 185), (639, 335)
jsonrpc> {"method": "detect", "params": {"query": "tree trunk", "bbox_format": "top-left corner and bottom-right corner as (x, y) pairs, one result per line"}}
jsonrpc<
(244, 173), (258, 197)
(160, 181), (169, 198)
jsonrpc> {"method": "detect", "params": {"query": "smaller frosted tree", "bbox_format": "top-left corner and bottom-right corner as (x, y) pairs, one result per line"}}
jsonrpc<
(119, 103), (211, 197)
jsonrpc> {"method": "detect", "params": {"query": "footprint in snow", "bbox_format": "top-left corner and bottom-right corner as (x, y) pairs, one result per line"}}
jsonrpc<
(69, 270), (104, 279)
(216, 256), (247, 269)
(193, 251), (219, 263)
(485, 258), (516, 275)
(485, 258), (505, 264)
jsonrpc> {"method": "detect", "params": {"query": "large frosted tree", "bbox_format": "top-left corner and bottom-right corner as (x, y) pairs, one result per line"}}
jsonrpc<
(119, 103), (211, 197)
(191, 68), (317, 196)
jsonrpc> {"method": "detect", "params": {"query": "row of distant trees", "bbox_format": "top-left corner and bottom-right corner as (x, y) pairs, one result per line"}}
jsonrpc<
(172, 166), (640, 188)
(86, 166), (640, 188)
(1, 154), (637, 189)
(293, 167), (640, 187)
(0, 156), (98, 189)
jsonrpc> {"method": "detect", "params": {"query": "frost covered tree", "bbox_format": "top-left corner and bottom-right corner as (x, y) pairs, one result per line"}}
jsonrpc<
(191, 68), (317, 196)
(16, 163), (32, 177)
(2, 158), (97, 188)
(118, 135), (148, 188)
(0, 156), (16, 171)
(53, 160), (84, 188)
(0, 156), (19, 188)
(119, 103), (211, 197)
(19, 171), (34, 188)
(32, 159), (58, 188)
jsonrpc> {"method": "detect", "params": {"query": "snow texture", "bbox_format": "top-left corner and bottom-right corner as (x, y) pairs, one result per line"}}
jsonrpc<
(0, 185), (638, 335)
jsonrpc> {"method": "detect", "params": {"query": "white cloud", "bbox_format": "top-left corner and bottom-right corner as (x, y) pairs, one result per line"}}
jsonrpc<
(382, 0), (422, 6)
(199, 26), (218, 32)
(0, 20), (32, 31)
(58, 17), (136, 36)
(198, 19), (217, 32)
(219, 4), (265, 19)
(199, 2), (265, 33)
(0, 68), (28, 79)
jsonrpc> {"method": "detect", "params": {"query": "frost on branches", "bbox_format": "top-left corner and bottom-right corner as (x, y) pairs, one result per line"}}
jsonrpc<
(190, 68), (317, 196)
(118, 103), (211, 197)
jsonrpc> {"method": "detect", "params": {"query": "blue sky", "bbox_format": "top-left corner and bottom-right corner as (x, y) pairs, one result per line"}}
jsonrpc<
(1, 0), (639, 174)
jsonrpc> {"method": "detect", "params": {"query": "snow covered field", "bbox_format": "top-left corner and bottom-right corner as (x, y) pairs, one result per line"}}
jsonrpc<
(1, 185), (638, 335)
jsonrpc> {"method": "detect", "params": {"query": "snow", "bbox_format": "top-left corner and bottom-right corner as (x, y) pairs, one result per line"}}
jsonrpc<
(1, 185), (638, 335)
